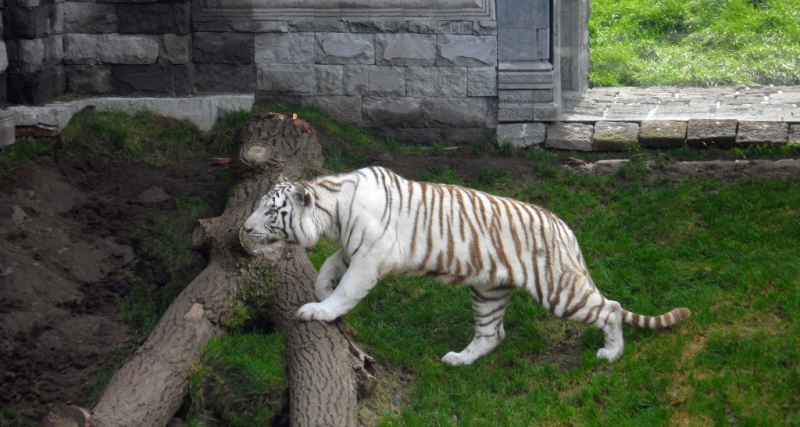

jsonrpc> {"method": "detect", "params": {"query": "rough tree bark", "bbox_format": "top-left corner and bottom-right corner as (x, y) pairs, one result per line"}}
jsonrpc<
(65, 113), (360, 427)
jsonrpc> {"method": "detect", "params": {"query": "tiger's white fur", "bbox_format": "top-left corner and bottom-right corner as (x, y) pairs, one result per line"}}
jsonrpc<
(243, 166), (690, 365)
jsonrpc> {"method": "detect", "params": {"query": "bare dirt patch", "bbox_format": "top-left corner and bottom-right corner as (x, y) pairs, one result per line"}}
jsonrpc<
(0, 153), (227, 424)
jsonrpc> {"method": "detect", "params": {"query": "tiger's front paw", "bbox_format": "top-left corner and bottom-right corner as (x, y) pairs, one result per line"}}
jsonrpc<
(295, 302), (337, 322)
(441, 351), (474, 366)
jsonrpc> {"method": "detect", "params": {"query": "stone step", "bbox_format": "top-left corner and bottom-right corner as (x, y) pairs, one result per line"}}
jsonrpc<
(498, 119), (800, 152)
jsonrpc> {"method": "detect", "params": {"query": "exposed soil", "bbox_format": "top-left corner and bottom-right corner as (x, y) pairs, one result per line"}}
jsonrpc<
(0, 153), (228, 424)
(2, 125), (798, 425)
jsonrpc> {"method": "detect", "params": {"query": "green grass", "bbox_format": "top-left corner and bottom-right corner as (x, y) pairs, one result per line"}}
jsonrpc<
(590, 0), (800, 86)
(0, 138), (54, 185)
(187, 333), (287, 427)
(58, 108), (245, 166)
(59, 109), (205, 165)
(205, 109), (253, 158)
(116, 195), (212, 339)
(307, 166), (800, 426)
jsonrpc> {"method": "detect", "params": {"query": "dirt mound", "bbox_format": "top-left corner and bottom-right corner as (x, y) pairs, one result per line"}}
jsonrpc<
(0, 154), (227, 424)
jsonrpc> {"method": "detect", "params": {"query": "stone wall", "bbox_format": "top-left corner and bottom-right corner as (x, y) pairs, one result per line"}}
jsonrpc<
(2, 0), (193, 104)
(247, 27), (501, 145)
(2, 0), (594, 145)
(187, 16), (501, 144)
(3, 0), (65, 105)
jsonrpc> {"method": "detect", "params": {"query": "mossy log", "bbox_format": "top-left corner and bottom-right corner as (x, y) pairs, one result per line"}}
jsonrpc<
(64, 113), (361, 427)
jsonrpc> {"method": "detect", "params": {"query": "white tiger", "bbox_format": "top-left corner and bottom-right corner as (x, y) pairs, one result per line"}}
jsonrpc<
(243, 166), (690, 365)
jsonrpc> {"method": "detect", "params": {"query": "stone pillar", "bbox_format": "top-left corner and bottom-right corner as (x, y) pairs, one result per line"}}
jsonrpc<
(496, 0), (558, 123)
(559, 0), (591, 93)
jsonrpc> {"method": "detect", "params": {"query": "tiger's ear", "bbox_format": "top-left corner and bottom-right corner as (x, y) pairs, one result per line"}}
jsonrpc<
(291, 183), (312, 207)
(277, 174), (286, 184)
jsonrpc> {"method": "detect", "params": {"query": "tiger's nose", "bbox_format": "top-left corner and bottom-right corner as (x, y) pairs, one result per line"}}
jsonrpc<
(244, 226), (252, 233)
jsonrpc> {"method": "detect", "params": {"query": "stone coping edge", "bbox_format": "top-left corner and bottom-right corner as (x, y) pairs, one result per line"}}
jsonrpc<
(4, 95), (256, 135)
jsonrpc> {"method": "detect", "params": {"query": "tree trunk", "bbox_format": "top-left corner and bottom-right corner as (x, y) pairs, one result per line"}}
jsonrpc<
(264, 243), (358, 426)
(83, 113), (358, 427)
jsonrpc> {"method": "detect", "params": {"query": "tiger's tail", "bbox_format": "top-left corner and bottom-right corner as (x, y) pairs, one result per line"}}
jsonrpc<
(622, 307), (691, 329)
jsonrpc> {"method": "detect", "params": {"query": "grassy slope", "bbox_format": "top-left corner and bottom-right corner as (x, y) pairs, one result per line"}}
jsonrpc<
(309, 165), (800, 426)
(589, 0), (800, 86)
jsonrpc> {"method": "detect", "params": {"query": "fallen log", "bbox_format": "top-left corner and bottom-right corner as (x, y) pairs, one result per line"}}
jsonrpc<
(64, 113), (359, 427)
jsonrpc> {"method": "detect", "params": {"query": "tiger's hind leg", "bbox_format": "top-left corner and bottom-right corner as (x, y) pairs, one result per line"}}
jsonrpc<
(564, 292), (625, 362)
(532, 272), (626, 362)
(442, 286), (513, 366)
(592, 300), (624, 362)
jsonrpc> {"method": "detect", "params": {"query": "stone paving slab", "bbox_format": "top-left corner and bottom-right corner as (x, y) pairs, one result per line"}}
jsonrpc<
(736, 122), (789, 146)
(686, 119), (738, 149)
(592, 121), (639, 151)
(562, 86), (800, 122)
(639, 120), (686, 148)
(545, 122), (593, 151)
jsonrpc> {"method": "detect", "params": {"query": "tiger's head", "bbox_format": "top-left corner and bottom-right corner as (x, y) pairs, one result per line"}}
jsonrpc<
(243, 175), (317, 253)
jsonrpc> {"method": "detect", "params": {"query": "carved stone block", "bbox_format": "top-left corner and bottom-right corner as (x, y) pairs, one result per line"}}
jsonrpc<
(315, 33), (374, 65)
(362, 97), (424, 128)
(406, 66), (467, 97)
(375, 34), (436, 67)
(421, 98), (486, 128)
(686, 119), (737, 149)
(639, 120), (687, 148)
(735, 122), (789, 146)
(545, 122), (593, 151)
(436, 35), (497, 67)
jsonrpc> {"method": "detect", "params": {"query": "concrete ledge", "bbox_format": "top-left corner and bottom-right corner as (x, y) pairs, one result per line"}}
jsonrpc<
(5, 94), (255, 136)
(0, 111), (15, 147)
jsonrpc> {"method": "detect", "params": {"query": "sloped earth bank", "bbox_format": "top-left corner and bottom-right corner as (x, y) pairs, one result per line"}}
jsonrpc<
(2, 131), (798, 425)
(0, 154), (228, 425)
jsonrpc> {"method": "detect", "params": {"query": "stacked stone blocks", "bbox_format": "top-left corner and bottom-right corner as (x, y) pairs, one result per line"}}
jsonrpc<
(3, 0), (66, 104)
(62, 1), (193, 97)
(4, 0), (193, 104)
(497, 119), (799, 151)
(235, 28), (501, 145)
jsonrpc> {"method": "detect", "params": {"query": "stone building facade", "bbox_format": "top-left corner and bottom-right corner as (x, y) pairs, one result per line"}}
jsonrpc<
(1, 0), (591, 145)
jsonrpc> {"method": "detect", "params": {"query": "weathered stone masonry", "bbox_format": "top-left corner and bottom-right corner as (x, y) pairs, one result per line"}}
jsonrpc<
(2, 0), (594, 146)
